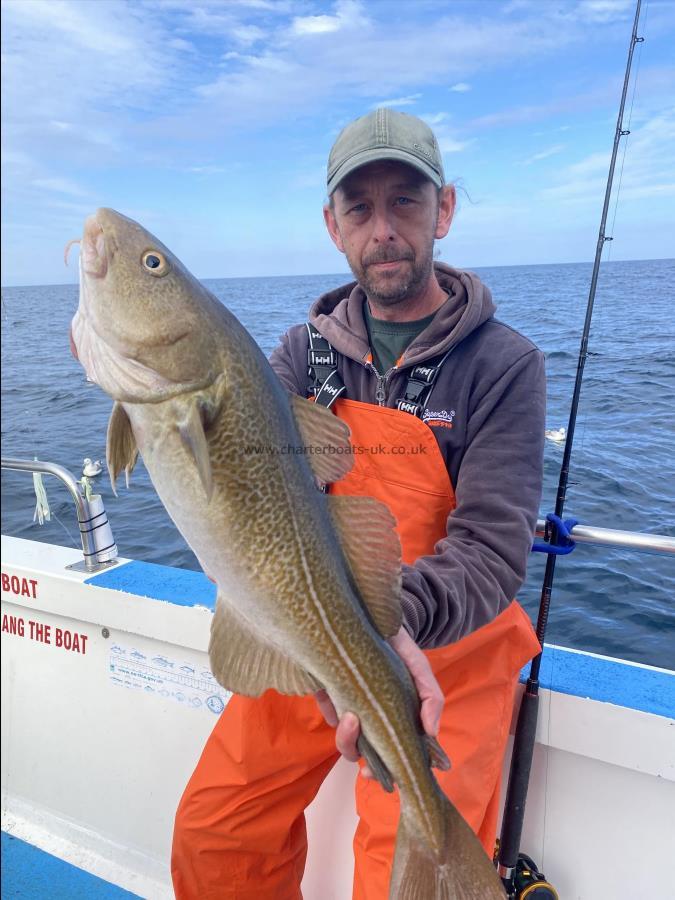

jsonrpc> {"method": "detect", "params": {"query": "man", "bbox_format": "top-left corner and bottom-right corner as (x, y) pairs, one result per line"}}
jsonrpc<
(172, 108), (545, 899)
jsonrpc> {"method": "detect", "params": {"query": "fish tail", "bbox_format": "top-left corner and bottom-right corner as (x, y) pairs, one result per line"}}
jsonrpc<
(389, 796), (506, 900)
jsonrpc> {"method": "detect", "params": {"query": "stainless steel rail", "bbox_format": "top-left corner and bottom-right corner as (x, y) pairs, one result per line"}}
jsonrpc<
(2, 457), (672, 563)
(1, 457), (118, 572)
(535, 518), (674, 556)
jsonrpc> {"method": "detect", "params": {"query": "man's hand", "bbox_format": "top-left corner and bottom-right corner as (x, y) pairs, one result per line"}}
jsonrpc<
(314, 626), (444, 778)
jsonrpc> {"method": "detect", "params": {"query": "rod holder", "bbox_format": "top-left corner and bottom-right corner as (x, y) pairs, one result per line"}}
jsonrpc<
(1, 456), (118, 573)
(78, 493), (118, 568)
(534, 518), (674, 556)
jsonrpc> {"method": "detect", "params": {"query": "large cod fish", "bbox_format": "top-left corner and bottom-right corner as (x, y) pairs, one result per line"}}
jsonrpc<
(69, 208), (506, 900)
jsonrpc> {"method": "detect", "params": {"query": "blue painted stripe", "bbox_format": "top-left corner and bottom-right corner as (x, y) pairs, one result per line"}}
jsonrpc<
(85, 560), (216, 610)
(1, 832), (142, 899)
(84, 560), (674, 718)
(522, 645), (675, 719)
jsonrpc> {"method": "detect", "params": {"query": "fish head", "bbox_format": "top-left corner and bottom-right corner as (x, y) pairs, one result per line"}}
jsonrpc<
(70, 208), (220, 403)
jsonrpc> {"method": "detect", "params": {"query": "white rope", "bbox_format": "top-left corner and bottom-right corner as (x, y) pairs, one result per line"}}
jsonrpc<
(32, 467), (51, 526)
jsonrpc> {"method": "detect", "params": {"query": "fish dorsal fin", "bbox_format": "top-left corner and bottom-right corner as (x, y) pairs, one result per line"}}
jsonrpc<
(327, 495), (402, 638)
(209, 593), (321, 696)
(178, 400), (213, 502)
(290, 394), (354, 484)
(106, 402), (138, 495)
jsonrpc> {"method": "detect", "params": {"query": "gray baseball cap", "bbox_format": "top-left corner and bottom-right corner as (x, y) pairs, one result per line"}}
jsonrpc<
(327, 108), (445, 195)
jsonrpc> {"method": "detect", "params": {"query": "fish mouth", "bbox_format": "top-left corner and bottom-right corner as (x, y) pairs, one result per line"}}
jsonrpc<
(80, 215), (108, 278)
(67, 211), (109, 371)
(64, 213), (108, 280)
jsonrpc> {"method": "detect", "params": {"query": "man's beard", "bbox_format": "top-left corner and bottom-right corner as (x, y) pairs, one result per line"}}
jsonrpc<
(350, 245), (434, 306)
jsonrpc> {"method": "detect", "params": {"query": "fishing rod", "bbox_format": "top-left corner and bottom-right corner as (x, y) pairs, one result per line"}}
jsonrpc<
(497, 2), (645, 896)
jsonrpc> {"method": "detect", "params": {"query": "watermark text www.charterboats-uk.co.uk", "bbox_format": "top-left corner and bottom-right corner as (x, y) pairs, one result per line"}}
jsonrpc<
(242, 443), (428, 457)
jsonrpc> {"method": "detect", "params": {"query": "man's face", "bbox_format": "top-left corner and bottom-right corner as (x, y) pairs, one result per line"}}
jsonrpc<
(324, 161), (454, 306)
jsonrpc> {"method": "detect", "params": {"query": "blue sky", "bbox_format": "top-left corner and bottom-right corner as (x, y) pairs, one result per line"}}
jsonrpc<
(2, 0), (674, 286)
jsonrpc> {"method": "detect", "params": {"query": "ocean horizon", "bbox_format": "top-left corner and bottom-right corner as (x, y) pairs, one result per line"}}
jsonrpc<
(2, 254), (673, 291)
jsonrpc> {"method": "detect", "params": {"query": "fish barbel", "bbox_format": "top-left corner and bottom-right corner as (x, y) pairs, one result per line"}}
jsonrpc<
(69, 208), (505, 899)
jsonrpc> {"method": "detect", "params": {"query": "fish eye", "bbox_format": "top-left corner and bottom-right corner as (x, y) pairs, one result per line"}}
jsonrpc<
(141, 249), (169, 277)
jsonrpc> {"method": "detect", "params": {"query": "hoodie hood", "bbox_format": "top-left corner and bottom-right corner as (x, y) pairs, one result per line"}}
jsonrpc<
(309, 262), (497, 368)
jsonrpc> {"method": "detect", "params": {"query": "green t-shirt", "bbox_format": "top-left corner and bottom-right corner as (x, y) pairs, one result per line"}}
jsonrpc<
(363, 302), (437, 375)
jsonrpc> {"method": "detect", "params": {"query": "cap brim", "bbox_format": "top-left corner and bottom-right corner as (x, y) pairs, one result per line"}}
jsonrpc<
(327, 147), (443, 195)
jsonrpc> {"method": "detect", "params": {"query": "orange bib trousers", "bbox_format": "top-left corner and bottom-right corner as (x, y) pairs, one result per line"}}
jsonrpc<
(172, 398), (540, 899)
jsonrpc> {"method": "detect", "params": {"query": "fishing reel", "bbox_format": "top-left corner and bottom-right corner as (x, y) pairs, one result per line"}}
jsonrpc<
(494, 841), (558, 899)
(505, 853), (559, 899)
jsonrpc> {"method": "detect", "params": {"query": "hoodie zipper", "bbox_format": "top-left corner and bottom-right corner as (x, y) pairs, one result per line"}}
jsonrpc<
(365, 361), (399, 406)
(365, 345), (458, 409)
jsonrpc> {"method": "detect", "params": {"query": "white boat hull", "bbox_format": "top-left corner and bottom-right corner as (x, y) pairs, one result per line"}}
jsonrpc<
(2, 535), (674, 899)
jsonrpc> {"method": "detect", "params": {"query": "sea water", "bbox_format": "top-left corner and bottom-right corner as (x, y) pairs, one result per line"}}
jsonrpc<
(1, 259), (674, 668)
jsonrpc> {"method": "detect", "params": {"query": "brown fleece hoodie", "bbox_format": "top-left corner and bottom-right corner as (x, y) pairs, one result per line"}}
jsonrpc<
(270, 262), (546, 649)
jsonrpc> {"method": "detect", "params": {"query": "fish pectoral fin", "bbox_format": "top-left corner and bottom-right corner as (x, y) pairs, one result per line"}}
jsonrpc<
(289, 393), (354, 484)
(209, 595), (321, 697)
(357, 733), (395, 793)
(106, 402), (138, 494)
(328, 495), (402, 638)
(178, 400), (213, 502)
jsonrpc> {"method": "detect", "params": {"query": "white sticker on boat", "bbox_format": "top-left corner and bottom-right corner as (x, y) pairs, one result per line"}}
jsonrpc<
(108, 643), (231, 713)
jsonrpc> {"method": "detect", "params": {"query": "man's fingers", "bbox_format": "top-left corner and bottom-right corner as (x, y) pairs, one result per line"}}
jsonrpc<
(335, 711), (361, 762)
(389, 627), (444, 736)
(315, 628), (446, 779)
(314, 689), (338, 727)
(420, 696), (443, 738)
(420, 690), (444, 738)
(313, 693), (373, 776)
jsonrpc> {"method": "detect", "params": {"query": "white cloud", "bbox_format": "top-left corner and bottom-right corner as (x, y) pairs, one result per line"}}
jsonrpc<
(503, 0), (634, 24)
(186, 165), (228, 175)
(292, 14), (342, 35)
(372, 95), (422, 109)
(449, 83), (471, 93)
(439, 136), (469, 154)
(2, 0), (180, 160)
(168, 37), (196, 52)
(231, 25), (266, 45)
(574, 0), (634, 24)
(5, 0), (634, 172)
(522, 143), (566, 165)
(540, 110), (675, 204)
(32, 176), (89, 197)
(152, 0), (283, 38)
(5, 0), (134, 54)
(1, 149), (34, 170)
(422, 113), (448, 126)
(291, 0), (367, 36)
(176, 6), (589, 143)
(466, 76), (624, 131)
